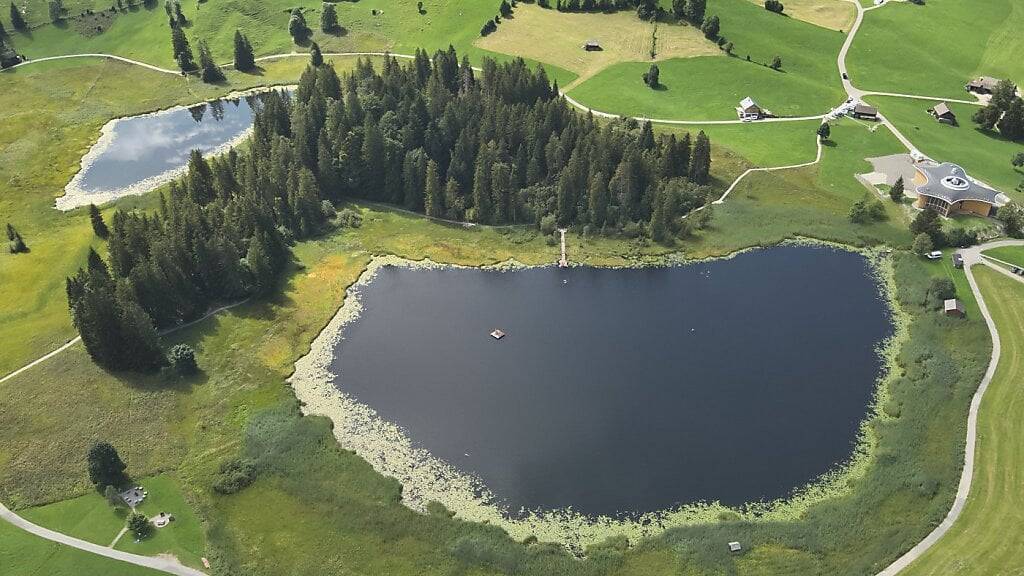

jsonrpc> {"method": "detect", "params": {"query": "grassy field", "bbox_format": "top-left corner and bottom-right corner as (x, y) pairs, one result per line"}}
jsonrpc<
(983, 245), (1024, 268)
(4, 0), (577, 84)
(868, 96), (1024, 199)
(0, 520), (164, 576)
(569, 0), (847, 119)
(475, 5), (720, 87)
(744, 0), (856, 31)
(901, 266), (1024, 576)
(847, 0), (1024, 98)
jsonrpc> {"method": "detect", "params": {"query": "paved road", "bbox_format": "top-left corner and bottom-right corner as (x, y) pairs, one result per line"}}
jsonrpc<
(874, 240), (1024, 575)
(0, 501), (206, 575)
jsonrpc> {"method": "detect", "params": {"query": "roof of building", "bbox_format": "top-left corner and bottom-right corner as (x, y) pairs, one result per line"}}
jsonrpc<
(584, 39), (601, 46)
(915, 162), (1002, 205)
(944, 298), (964, 312)
(968, 76), (1001, 90)
(854, 104), (878, 115)
(931, 102), (955, 118)
(739, 97), (760, 111)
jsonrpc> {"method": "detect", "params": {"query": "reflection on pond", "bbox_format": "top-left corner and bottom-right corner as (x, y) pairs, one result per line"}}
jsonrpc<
(58, 91), (281, 210)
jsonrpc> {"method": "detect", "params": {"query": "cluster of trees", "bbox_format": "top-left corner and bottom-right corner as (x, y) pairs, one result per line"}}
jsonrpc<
(212, 457), (258, 494)
(167, 11), (224, 80)
(972, 80), (1024, 141)
(908, 207), (980, 254)
(6, 223), (27, 253)
(252, 49), (713, 233)
(554, 0), (636, 13)
(480, 0), (514, 36)
(88, 441), (128, 490)
(848, 194), (887, 224)
(764, 0), (784, 13)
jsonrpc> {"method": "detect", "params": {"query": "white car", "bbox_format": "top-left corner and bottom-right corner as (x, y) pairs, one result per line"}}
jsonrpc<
(926, 250), (943, 260)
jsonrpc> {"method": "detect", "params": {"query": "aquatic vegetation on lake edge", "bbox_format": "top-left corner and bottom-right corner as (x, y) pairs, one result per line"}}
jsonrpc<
(289, 244), (904, 552)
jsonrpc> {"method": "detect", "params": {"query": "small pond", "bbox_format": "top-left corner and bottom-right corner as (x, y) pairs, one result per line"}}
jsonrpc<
(329, 246), (893, 517)
(60, 92), (276, 209)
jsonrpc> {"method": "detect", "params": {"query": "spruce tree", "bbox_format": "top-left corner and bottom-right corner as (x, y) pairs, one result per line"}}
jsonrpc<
(198, 39), (225, 83)
(170, 25), (196, 72)
(889, 176), (904, 203)
(0, 18), (7, 37)
(89, 204), (109, 238)
(288, 8), (309, 42)
(321, 2), (339, 32)
(424, 159), (443, 217)
(233, 30), (255, 72)
(688, 131), (711, 185)
(87, 441), (127, 489)
(684, 0), (705, 23)
(9, 2), (25, 30)
(309, 41), (324, 67)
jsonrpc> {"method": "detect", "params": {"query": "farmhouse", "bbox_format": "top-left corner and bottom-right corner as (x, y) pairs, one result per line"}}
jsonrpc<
(912, 162), (1005, 217)
(929, 102), (957, 124)
(852, 104), (878, 120)
(583, 40), (602, 51)
(736, 97), (763, 120)
(965, 76), (1001, 94)
(944, 299), (965, 318)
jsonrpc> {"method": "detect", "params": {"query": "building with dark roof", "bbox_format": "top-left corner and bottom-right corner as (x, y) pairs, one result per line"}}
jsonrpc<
(929, 102), (957, 124)
(912, 162), (1005, 217)
(852, 104), (878, 120)
(583, 40), (602, 51)
(965, 76), (1002, 94)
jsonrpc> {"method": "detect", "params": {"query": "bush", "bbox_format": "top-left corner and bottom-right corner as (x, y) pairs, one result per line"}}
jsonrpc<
(321, 200), (337, 219)
(539, 214), (557, 235)
(212, 457), (257, 494)
(168, 344), (198, 375)
(912, 232), (934, 256)
(929, 277), (956, 302)
(127, 513), (152, 539)
(945, 227), (978, 248)
(849, 195), (887, 224)
(338, 208), (363, 228)
(622, 220), (643, 238)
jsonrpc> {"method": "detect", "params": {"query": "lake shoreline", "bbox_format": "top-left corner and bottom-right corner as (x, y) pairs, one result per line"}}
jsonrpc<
(288, 240), (904, 551)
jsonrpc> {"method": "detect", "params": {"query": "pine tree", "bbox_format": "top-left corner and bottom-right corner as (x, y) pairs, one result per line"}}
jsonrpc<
(817, 122), (831, 140)
(233, 30), (256, 72)
(321, 2), (339, 32)
(198, 40), (225, 83)
(650, 187), (670, 244)
(688, 131), (711, 185)
(684, 0), (705, 23)
(9, 2), (25, 30)
(89, 204), (109, 238)
(889, 176), (904, 202)
(170, 25), (196, 72)
(424, 159), (443, 217)
(288, 8), (309, 42)
(587, 171), (608, 227)
(87, 441), (127, 489)
(309, 41), (324, 67)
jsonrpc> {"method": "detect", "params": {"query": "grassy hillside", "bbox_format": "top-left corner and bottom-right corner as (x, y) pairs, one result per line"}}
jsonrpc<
(901, 266), (1024, 576)
(569, 0), (846, 119)
(848, 0), (1024, 97)
(0, 520), (164, 576)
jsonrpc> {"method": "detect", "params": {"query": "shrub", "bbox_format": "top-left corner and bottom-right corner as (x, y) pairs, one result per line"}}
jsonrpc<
(539, 214), (557, 235)
(338, 208), (362, 228)
(622, 220), (643, 238)
(912, 232), (933, 256)
(168, 343), (198, 375)
(450, 533), (526, 574)
(929, 277), (956, 301)
(320, 200), (337, 219)
(945, 227), (978, 248)
(127, 513), (152, 539)
(212, 457), (257, 494)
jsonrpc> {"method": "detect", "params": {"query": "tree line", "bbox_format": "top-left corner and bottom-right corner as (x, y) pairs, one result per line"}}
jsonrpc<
(66, 48), (713, 372)
(972, 79), (1024, 142)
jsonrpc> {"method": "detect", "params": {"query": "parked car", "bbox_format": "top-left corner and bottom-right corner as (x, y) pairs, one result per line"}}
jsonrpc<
(952, 253), (964, 269)
(927, 250), (943, 260)
(842, 72), (849, 80)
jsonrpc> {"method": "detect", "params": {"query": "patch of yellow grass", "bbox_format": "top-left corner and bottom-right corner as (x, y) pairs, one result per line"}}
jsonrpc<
(754, 0), (856, 31)
(475, 4), (720, 87)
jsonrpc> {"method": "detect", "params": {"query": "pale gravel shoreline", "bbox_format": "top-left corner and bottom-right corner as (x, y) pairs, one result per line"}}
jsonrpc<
(55, 85), (296, 212)
(288, 244), (904, 551)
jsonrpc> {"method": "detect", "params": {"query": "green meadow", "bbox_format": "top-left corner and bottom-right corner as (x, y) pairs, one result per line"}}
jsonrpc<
(848, 0), (1024, 97)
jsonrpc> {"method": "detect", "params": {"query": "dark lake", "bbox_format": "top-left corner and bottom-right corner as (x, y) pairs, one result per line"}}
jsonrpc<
(76, 95), (263, 194)
(330, 246), (892, 517)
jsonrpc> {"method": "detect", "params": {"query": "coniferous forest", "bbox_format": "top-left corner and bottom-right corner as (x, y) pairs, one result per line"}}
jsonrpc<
(67, 48), (714, 371)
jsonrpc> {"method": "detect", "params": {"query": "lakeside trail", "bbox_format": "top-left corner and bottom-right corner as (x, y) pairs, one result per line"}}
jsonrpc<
(872, 239), (1024, 575)
(0, 501), (207, 576)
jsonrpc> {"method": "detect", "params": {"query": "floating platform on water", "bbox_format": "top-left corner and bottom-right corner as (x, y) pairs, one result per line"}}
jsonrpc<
(490, 329), (506, 340)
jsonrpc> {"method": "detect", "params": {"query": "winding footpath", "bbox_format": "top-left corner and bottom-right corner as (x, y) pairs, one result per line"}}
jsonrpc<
(874, 239), (1024, 575)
